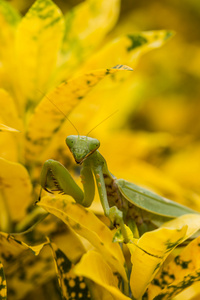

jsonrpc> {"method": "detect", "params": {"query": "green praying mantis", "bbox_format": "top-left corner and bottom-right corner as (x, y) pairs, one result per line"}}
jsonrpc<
(39, 120), (198, 242)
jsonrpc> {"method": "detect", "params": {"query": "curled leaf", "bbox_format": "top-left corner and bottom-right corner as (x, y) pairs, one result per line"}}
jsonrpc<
(74, 251), (130, 300)
(148, 236), (200, 300)
(50, 243), (91, 300)
(0, 124), (19, 132)
(129, 214), (200, 299)
(37, 195), (127, 280)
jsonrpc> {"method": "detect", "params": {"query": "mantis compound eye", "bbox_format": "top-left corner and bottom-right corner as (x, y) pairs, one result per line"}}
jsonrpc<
(66, 135), (77, 149)
(88, 138), (100, 152)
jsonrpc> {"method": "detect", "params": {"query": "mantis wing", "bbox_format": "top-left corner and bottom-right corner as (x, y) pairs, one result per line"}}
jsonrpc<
(116, 179), (198, 218)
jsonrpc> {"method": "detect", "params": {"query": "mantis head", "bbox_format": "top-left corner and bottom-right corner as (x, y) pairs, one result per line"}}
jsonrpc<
(66, 135), (100, 164)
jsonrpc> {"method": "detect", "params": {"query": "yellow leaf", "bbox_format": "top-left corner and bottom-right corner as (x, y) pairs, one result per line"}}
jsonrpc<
(0, 231), (48, 256)
(15, 0), (65, 103)
(53, 226), (86, 264)
(162, 143), (200, 195)
(0, 158), (32, 225)
(37, 195), (127, 280)
(0, 124), (19, 132)
(50, 243), (91, 300)
(129, 214), (200, 299)
(160, 214), (200, 238)
(74, 251), (130, 300)
(80, 30), (174, 71)
(0, 232), (54, 300)
(0, 0), (20, 61)
(129, 227), (187, 299)
(0, 89), (22, 129)
(0, 89), (22, 161)
(113, 224), (137, 243)
(25, 65), (132, 163)
(0, 261), (7, 300)
(148, 236), (200, 300)
(0, 2), (22, 107)
(67, 31), (174, 138)
(57, 0), (120, 81)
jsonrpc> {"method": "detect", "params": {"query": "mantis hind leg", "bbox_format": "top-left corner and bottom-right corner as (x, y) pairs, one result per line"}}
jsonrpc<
(40, 159), (95, 207)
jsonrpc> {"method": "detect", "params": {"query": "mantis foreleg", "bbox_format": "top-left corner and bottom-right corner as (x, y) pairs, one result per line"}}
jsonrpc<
(41, 158), (129, 242)
(40, 159), (95, 207)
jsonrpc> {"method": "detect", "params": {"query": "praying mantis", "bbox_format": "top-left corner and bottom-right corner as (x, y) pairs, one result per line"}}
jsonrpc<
(40, 132), (197, 243)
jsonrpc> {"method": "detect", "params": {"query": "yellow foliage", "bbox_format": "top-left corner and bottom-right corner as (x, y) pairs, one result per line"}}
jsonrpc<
(74, 251), (130, 300)
(129, 214), (200, 299)
(38, 195), (127, 280)
(0, 0), (200, 299)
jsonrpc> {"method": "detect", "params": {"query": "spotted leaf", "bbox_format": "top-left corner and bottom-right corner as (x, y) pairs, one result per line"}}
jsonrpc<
(25, 65), (132, 163)
(0, 0), (20, 61)
(148, 235), (200, 300)
(67, 31), (174, 136)
(57, 0), (120, 82)
(128, 214), (200, 299)
(15, 0), (65, 104)
(37, 195), (127, 280)
(74, 251), (130, 300)
(80, 30), (174, 71)
(50, 243), (91, 300)
(0, 261), (6, 300)
(0, 232), (52, 300)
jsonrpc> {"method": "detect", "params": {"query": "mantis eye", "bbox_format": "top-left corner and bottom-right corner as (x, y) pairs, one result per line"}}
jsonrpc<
(66, 136), (76, 149)
(88, 138), (100, 152)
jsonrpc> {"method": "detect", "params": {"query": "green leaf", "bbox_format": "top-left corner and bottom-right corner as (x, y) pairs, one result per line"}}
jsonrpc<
(50, 243), (91, 300)
(0, 261), (7, 300)
(15, 0), (65, 103)
(25, 65), (132, 163)
(37, 195), (127, 280)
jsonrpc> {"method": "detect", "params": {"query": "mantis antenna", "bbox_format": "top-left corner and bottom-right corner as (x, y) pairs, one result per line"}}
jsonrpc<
(86, 110), (119, 137)
(36, 89), (80, 136)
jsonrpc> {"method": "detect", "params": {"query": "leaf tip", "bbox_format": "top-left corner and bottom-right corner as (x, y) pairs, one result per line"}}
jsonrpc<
(112, 64), (133, 71)
(164, 30), (176, 41)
